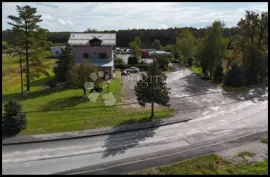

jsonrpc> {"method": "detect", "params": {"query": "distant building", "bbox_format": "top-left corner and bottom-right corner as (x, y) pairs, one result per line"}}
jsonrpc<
(68, 33), (116, 78)
(49, 46), (66, 57)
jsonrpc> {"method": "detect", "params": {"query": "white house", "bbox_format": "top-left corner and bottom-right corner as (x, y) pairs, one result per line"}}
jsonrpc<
(50, 46), (66, 57)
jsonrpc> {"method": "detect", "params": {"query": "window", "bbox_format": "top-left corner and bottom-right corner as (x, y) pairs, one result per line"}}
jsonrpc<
(83, 53), (89, 59)
(90, 38), (102, 46)
(98, 53), (107, 59)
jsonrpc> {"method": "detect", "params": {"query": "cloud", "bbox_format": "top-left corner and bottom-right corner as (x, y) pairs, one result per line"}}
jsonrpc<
(2, 2), (268, 32)
(42, 14), (52, 20)
(161, 24), (167, 29)
(67, 20), (74, 25)
(58, 18), (66, 25)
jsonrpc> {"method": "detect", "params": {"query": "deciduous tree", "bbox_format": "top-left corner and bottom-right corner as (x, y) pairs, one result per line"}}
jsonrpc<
(134, 60), (170, 119)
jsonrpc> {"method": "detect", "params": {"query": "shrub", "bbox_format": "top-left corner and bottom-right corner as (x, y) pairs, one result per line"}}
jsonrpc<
(213, 64), (224, 82)
(128, 56), (138, 66)
(46, 77), (57, 88)
(134, 64), (150, 71)
(53, 64), (66, 82)
(114, 63), (131, 69)
(187, 57), (193, 66)
(156, 55), (170, 71)
(115, 57), (125, 64)
(224, 63), (245, 87)
(2, 100), (27, 137)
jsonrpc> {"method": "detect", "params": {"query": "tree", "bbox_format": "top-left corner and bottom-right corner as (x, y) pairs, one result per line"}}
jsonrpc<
(151, 39), (162, 50)
(237, 11), (268, 85)
(224, 63), (245, 87)
(68, 60), (100, 95)
(129, 36), (141, 59)
(7, 5), (51, 91)
(53, 44), (75, 81)
(2, 100), (27, 137)
(163, 44), (175, 59)
(84, 28), (98, 33)
(134, 60), (170, 119)
(175, 30), (195, 63)
(199, 20), (229, 79)
(2, 41), (8, 49)
(128, 56), (139, 66)
(156, 55), (170, 70)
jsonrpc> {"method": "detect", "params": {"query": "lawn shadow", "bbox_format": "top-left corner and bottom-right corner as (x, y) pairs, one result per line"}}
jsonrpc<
(41, 96), (89, 111)
(2, 88), (66, 103)
(102, 118), (162, 158)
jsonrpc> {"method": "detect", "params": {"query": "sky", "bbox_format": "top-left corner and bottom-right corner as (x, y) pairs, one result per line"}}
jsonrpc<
(2, 2), (268, 32)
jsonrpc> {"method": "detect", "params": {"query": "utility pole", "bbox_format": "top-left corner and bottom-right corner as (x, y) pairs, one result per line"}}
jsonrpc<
(19, 52), (24, 96)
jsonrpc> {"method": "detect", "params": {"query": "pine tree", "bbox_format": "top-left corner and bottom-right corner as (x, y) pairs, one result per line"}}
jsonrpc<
(7, 5), (51, 91)
(53, 44), (75, 81)
(134, 60), (171, 119)
(2, 100), (27, 137)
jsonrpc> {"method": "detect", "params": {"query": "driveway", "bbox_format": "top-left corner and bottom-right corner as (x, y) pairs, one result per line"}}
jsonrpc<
(120, 64), (268, 118)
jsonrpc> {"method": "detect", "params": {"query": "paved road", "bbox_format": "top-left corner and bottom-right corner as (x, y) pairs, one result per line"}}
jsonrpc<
(2, 100), (268, 174)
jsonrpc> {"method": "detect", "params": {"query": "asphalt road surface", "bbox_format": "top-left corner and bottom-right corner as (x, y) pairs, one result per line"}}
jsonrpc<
(2, 100), (268, 174)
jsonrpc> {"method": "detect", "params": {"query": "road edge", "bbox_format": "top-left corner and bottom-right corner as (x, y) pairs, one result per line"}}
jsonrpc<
(2, 116), (191, 145)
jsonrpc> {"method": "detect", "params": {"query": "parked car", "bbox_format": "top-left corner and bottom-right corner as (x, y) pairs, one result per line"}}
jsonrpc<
(121, 70), (130, 76)
(200, 73), (210, 80)
(126, 67), (140, 73)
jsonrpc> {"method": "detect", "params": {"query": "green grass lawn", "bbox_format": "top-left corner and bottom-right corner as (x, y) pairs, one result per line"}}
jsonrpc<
(3, 70), (173, 135)
(130, 154), (268, 175)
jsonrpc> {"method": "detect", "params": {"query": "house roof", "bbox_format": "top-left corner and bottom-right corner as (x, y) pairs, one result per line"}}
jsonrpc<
(68, 33), (116, 46)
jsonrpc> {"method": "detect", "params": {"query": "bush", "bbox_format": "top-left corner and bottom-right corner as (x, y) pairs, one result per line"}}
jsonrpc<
(114, 63), (131, 70)
(53, 64), (66, 82)
(115, 57), (125, 64)
(128, 56), (138, 66)
(213, 64), (224, 82)
(46, 77), (57, 88)
(134, 64), (150, 71)
(156, 55), (170, 71)
(2, 100), (27, 137)
(224, 63), (245, 87)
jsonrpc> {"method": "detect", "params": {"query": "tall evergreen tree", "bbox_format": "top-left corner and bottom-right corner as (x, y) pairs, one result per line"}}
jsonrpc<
(53, 44), (75, 81)
(134, 60), (171, 119)
(7, 5), (51, 91)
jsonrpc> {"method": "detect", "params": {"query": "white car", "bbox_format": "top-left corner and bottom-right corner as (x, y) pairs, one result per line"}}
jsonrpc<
(126, 67), (140, 73)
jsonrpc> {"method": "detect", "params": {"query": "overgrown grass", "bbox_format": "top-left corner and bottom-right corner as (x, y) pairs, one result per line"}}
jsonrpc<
(261, 137), (268, 145)
(130, 154), (268, 175)
(237, 151), (256, 158)
(2, 71), (173, 135)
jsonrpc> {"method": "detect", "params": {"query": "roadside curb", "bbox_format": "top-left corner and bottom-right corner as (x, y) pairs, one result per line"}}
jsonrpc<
(2, 116), (192, 145)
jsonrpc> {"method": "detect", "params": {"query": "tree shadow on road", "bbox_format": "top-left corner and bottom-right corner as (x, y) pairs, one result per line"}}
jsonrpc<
(222, 86), (268, 103)
(180, 74), (220, 95)
(102, 118), (162, 158)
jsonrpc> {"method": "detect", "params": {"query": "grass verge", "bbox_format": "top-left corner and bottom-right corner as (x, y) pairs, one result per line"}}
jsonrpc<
(130, 154), (268, 175)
